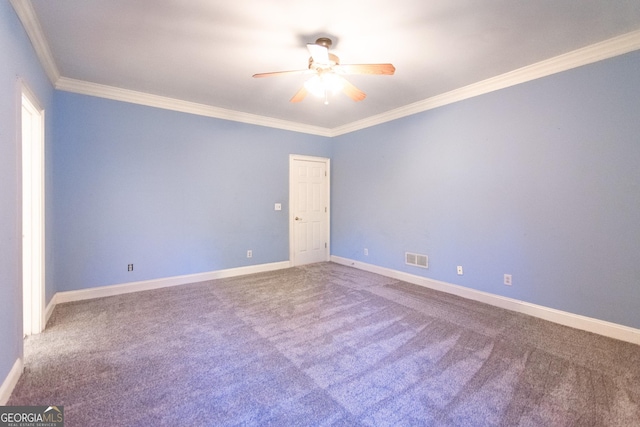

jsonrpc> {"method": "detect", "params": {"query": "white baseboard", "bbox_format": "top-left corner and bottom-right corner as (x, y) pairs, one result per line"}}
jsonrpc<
(54, 261), (291, 305)
(42, 257), (640, 345)
(44, 295), (56, 325)
(0, 358), (23, 405)
(331, 256), (640, 345)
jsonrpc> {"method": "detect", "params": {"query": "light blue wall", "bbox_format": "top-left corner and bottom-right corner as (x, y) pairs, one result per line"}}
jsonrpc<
(332, 51), (640, 329)
(52, 92), (331, 291)
(0, 2), (54, 387)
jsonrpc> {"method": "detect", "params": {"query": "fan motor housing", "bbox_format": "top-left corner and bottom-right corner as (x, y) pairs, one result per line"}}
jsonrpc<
(309, 53), (340, 70)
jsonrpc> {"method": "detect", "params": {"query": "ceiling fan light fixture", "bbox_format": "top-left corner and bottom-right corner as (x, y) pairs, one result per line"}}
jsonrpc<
(253, 37), (394, 103)
(304, 73), (344, 98)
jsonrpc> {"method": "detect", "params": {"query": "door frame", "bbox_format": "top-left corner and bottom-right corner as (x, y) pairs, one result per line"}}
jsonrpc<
(289, 154), (330, 266)
(20, 81), (45, 336)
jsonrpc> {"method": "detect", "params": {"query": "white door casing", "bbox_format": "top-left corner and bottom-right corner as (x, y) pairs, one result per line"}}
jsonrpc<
(289, 155), (330, 266)
(21, 83), (45, 336)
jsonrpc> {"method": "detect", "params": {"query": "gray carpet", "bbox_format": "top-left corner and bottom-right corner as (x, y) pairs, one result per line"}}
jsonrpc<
(8, 262), (640, 426)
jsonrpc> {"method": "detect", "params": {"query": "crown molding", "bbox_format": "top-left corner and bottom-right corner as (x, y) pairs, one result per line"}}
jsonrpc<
(56, 77), (332, 137)
(10, 0), (59, 84)
(331, 29), (640, 136)
(57, 29), (640, 138)
(12, 0), (640, 137)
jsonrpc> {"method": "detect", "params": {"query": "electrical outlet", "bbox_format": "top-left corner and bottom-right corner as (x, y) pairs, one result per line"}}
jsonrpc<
(128, 264), (133, 271)
(457, 266), (463, 275)
(247, 250), (252, 258)
(504, 274), (512, 286)
(364, 248), (368, 256)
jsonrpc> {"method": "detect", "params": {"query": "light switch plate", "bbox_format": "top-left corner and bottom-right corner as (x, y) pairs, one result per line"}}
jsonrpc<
(274, 203), (282, 211)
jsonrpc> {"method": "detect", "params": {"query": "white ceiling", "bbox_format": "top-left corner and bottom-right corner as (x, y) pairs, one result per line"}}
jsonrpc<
(18, 1), (640, 133)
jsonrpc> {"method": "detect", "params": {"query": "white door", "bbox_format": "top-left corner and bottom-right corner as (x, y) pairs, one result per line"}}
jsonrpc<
(290, 156), (329, 266)
(22, 87), (45, 336)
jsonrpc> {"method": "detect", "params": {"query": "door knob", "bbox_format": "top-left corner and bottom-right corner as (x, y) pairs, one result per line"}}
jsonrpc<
(295, 216), (302, 221)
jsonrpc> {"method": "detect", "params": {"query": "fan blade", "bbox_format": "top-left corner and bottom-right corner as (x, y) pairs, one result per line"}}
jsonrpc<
(335, 63), (396, 75)
(290, 86), (308, 103)
(339, 77), (366, 102)
(307, 43), (330, 65)
(253, 69), (308, 78)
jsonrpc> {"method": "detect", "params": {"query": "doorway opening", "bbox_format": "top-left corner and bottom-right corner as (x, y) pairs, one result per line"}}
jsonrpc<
(21, 85), (45, 336)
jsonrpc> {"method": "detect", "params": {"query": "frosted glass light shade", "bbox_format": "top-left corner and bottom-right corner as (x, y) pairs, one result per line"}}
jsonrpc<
(304, 73), (343, 97)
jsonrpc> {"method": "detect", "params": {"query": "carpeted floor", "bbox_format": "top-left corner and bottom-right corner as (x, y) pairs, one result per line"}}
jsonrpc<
(8, 262), (640, 426)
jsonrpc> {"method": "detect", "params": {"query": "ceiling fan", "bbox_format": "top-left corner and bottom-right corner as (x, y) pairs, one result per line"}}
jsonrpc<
(253, 37), (395, 104)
